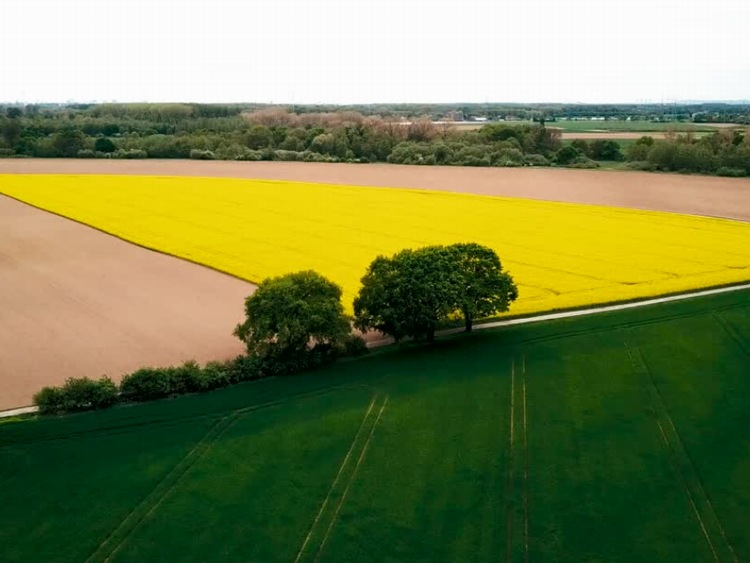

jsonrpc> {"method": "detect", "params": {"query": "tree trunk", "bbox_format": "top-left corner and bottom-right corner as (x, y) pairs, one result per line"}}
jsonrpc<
(464, 312), (473, 333)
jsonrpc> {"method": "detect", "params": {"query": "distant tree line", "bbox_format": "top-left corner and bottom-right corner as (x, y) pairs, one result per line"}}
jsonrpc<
(34, 244), (517, 415)
(624, 130), (750, 177)
(1, 104), (747, 176)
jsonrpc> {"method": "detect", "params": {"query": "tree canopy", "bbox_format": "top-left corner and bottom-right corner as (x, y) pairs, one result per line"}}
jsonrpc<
(234, 270), (350, 359)
(354, 243), (518, 342)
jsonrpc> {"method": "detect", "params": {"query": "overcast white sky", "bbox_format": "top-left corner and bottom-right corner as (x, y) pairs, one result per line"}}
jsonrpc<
(2, 0), (749, 104)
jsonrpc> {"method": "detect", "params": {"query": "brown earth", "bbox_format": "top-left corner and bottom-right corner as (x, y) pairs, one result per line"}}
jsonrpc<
(2, 159), (748, 221)
(0, 195), (251, 409)
(2, 160), (749, 408)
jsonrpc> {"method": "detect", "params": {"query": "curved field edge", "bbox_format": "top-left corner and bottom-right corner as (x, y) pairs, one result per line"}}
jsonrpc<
(2, 173), (750, 319)
(2, 289), (750, 562)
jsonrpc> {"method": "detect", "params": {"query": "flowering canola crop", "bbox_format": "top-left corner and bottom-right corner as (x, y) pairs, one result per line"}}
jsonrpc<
(2, 173), (750, 317)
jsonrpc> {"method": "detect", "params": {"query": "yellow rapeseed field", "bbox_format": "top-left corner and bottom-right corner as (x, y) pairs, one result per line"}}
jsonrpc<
(3, 173), (750, 317)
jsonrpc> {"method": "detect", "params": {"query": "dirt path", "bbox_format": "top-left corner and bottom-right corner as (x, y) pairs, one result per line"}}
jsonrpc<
(2, 159), (748, 222)
(0, 195), (252, 410)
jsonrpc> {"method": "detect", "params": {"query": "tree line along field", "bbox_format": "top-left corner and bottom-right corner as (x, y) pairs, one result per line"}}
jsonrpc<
(1, 289), (749, 562)
(2, 104), (748, 176)
(3, 174), (750, 318)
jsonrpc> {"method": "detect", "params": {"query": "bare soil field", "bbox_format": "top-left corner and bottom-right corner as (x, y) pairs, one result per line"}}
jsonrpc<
(0, 195), (251, 409)
(2, 159), (748, 221)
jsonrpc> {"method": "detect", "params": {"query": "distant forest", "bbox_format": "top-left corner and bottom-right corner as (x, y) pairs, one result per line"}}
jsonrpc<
(1, 103), (748, 177)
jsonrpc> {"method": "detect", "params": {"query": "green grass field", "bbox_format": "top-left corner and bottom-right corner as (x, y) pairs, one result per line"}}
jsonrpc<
(550, 120), (723, 133)
(2, 289), (750, 562)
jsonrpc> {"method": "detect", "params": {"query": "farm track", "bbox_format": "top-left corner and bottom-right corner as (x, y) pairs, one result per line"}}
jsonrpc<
(624, 341), (738, 563)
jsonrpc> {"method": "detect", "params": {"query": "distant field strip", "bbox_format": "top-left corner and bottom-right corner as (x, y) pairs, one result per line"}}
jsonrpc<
(2, 174), (750, 316)
(295, 394), (388, 563)
(624, 341), (737, 562)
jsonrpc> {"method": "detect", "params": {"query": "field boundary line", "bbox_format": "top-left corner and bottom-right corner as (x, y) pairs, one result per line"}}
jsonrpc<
(712, 312), (750, 358)
(4, 287), (750, 419)
(505, 357), (516, 563)
(84, 413), (240, 563)
(624, 341), (737, 562)
(313, 396), (389, 563)
(293, 394), (380, 563)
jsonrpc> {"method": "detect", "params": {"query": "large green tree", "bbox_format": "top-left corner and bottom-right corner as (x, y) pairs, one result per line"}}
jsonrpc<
(448, 243), (518, 332)
(355, 243), (518, 342)
(234, 270), (350, 359)
(354, 246), (460, 343)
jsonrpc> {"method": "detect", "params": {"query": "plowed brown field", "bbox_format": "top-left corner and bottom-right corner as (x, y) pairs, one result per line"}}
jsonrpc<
(0, 195), (250, 409)
(1, 159), (748, 408)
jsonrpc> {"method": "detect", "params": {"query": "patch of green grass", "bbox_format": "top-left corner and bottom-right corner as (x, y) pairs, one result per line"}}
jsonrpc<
(2, 289), (750, 562)
(552, 120), (721, 133)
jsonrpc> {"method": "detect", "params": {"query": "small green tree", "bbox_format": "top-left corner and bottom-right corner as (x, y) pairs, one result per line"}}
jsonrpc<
(555, 145), (580, 165)
(447, 243), (518, 332)
(51, 129), (86, 157)
(234, 271), (350, 360)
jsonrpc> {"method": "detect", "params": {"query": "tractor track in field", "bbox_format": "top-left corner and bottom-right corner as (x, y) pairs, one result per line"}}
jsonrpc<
(0, 384), (373, 448)
(505, 357), (516, 563)
(85, 413), (241, 563)
(505, 354), (531, 563)
(712, 311), (750, 358)
(624, 341), (737, 563)
(522, 353), (530, 563)
(294, 394), (389, 563)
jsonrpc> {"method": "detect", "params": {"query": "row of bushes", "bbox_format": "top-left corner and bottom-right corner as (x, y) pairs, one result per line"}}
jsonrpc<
(624, 131), (750, 176)
(33, 335), (368, 415)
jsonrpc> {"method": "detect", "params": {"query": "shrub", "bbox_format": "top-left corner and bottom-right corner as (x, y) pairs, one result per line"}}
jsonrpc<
(524, 153), (550, 166)
(120, 367), (172, 401)
(167, 361), (203, 394)
(112, 148), (148, 159)
(492, 147), (525, 167)
(33, 386), (64, 414)
(201, 361), (232, 389)
(235, 149), (263, 161)
(225, 355), (264, 382)
(189, 149), (216, 160)
(58, 376), (118, 412)
(340, 334), (369, 357)
(94, 137), (116, 153)
(273, 149), (301, 161)
(0, 148), (15, 157)
(566, 156), (600, 169)
(626, 160), (658, 172)
(555, 145), (580, 165)
(76, 149), (96, 158)
(716, 167), (747, 177)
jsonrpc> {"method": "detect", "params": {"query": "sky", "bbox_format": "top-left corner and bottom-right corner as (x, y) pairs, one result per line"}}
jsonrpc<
(2, 0), (749, 104)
